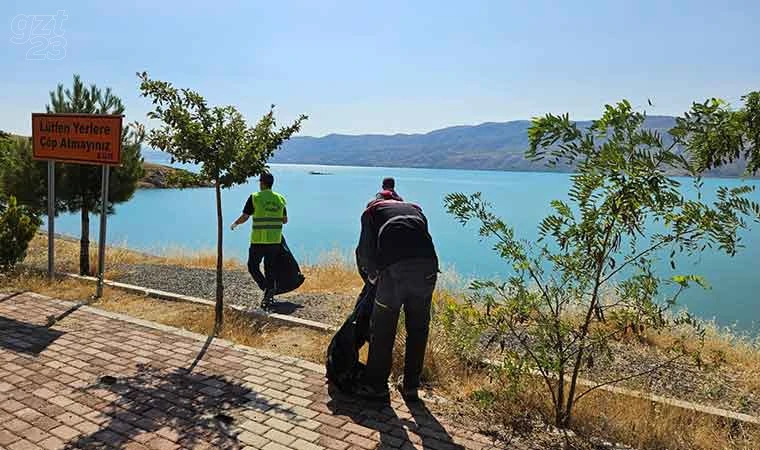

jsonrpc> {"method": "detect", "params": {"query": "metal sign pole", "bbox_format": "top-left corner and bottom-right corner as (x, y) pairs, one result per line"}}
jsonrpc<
(47, 161), (55, 280)
(96, 165), (110, 298)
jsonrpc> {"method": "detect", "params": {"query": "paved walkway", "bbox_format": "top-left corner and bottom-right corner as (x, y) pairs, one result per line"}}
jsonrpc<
(0, 292), (503, 450)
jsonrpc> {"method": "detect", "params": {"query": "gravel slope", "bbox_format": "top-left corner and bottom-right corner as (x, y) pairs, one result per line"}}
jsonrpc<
(116, 263), (355, 326)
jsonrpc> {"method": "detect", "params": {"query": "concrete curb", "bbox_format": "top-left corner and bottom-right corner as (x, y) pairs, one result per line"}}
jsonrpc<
(63, 272), (339, 334)
(22, 291), (327, 375)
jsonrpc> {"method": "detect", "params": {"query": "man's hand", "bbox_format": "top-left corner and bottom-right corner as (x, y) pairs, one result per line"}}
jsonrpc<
(231, 213), (249, 231)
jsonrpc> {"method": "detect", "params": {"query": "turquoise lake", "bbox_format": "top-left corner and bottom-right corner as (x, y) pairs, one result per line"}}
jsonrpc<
(49, 162), (760, 332)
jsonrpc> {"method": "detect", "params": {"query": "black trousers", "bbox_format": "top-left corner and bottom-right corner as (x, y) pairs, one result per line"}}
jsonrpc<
(247, 244), (280, 291)
(364, 258), (438, 391)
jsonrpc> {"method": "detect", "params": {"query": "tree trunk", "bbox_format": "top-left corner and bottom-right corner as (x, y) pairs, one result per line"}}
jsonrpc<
(214, 182), (224, 333)
(556, 370), (565, 428)
(80, 206), (90, 275)
(562, 224), (616, 428)
(555, 307), (566, 428)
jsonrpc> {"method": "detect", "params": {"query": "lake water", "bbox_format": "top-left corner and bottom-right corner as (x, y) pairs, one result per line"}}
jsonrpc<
(50, 162), (760, 332)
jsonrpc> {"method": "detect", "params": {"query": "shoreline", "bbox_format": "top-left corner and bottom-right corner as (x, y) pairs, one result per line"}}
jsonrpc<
(34, 230), (760, 336)
(144, 154), (760, 180)
(139, 161), (213, 189)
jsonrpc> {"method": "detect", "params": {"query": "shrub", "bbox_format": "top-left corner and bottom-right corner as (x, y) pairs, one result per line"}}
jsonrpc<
(446, 100), (760, 428)
(0, 195), (41, 271)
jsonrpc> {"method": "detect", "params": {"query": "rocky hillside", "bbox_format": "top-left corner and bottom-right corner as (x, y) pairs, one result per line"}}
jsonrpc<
(139, 162), (212, 189)
(270, 117), (754, 177)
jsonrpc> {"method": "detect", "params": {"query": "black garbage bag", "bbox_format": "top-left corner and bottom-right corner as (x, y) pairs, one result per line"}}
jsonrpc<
(271, 237), (306, 295)
(326, 282), (376, 393)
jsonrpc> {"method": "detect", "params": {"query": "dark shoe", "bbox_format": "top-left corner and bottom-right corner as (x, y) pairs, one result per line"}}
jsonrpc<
(354, 384), (390, 402)
(261, 290), (275, 310)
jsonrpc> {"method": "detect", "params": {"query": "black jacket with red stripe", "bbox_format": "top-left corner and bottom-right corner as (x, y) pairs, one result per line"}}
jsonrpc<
(356, 200), (438, 278)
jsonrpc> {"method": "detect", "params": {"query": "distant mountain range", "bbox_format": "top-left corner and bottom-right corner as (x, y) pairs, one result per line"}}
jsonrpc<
(9, 114), (751, 177)
(269, 116), (751, 177)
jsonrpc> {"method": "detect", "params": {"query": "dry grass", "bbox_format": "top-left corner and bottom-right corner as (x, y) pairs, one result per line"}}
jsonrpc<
(300, 250), (364, 295)
(94, 293), (332, 363)
(16, 236), (760, 449)
(27, 235), (363, 296)
(570, 387), (760, 450)
(692, 326), (759, 398)
(26, 235), (247, 275)
(25, 234), (158, 278)
(380, 291), (760, 449)
(134, 244), (365, 296)
(435, 371), (760, 450)
(152, 246), (245, 270)
(3, 269), (103, 301)
(2, 270), (331, 364)
(643, 322), (760, 415)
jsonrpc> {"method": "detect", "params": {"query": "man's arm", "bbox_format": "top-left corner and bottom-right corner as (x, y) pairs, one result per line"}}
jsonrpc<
(282, 207), (288, 225)
(356, 209), (378, 282)
(231, 196), (254, 230)
(230, 213), (249, 230)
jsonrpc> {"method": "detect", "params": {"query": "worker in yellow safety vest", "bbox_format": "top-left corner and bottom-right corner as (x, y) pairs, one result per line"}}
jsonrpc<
(230, 172), (287, 310)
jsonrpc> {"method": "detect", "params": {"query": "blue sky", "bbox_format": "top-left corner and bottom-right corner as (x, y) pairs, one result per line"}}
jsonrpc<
(2, 0), (758, 137)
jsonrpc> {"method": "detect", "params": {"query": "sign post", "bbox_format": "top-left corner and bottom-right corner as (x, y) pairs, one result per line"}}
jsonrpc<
(96, 165), (110, 297)
(47, 161), (55, 280)
(32, 113), (123, 296)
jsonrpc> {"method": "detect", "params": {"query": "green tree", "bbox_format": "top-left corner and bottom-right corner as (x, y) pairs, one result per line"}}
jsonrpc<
(0, 196), (41, 271)
(1, 76), (144, 275)
(46, 74), (144, 275)
(137, 72), (307, 330)
(445, 100), (760, 428)
(0, 131), (10, 198)
(672, 91), (760, 175)
(0, 136), (58, 213)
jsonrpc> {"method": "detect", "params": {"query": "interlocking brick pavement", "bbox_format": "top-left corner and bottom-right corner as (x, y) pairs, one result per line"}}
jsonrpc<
(0, 292), (507, 450)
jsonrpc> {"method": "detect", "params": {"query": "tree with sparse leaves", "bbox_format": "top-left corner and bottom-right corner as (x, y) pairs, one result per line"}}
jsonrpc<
(672, 91), (760, 175)
(137, 72), (307, 331)
(445, 100), (760, 428)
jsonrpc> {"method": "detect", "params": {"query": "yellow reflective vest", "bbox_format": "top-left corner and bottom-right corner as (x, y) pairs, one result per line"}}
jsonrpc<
(250, 189), (286, 244)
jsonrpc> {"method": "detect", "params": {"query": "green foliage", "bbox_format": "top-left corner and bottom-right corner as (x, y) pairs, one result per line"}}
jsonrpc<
(445, 100), (760, 428)
(164, 168), (209, 189)
(0, 75), (144, 275)
(47, 75), (145, 217)
(436, 296), (488, 366)
(0, 136), (59, 213)
(469, 388), (498, 408)
(671, 92), (760, 175)
(0, 196), (41, 271)
(137, 72), (307, 329)
(137, 72), (307, 188)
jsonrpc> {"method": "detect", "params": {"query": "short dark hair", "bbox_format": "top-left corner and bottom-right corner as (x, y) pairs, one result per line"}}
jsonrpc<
(260, 172), (274, 188)
(382, 177), (395, 189)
